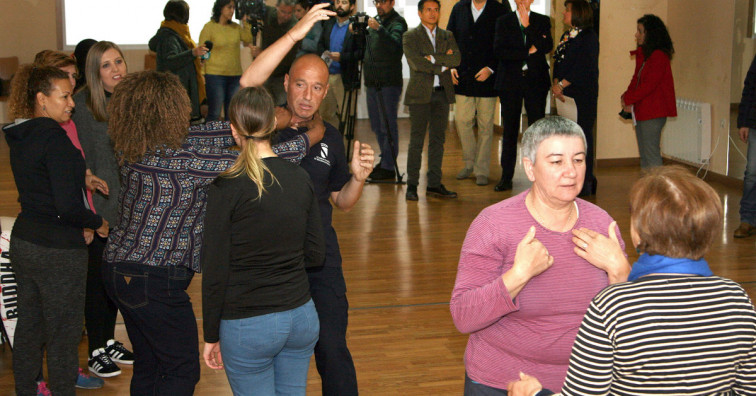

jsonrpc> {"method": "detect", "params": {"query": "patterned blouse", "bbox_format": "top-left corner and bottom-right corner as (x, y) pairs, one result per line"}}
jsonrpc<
(104, 121), (309, 272)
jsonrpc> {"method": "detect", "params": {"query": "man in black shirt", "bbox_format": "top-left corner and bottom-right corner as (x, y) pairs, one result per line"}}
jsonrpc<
(241, 11), (374, 393)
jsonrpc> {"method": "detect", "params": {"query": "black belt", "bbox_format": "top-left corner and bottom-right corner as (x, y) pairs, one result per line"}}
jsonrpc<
(433, 86), (444, 91)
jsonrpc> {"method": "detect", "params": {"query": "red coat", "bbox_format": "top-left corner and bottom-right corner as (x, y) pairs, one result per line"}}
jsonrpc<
(622, 48), (677, 121)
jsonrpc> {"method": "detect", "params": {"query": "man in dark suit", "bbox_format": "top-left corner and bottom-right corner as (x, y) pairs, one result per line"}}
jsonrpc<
(447, 0), (510, 187)
(403, 0), (461, 201)
(493, 0), (553, 191)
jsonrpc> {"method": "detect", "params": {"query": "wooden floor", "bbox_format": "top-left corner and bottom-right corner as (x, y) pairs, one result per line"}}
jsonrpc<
(0, 118), (755, 395)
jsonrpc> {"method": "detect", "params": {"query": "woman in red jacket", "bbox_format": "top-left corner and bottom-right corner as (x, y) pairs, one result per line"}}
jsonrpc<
(621, 14), (676, 169)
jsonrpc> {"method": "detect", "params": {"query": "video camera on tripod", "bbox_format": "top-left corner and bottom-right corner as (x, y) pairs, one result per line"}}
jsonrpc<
(350, 12), (369, 35)
(236, 0), (267, 37)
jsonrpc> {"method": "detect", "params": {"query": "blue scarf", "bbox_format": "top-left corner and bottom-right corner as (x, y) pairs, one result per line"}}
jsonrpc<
(628, 253), (713, 281)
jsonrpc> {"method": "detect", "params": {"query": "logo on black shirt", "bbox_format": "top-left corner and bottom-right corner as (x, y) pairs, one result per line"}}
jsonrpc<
(315, 143), (331, 166)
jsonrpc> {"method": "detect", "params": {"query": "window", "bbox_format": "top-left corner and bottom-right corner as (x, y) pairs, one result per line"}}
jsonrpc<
(60, 0), (217, 49)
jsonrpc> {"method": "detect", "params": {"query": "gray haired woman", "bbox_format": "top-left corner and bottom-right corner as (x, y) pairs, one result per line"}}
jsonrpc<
(451, 116), (630, 394)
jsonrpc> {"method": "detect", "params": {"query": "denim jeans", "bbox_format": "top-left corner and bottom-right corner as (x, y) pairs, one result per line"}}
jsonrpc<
(205, 74), (240, 122)
(366, 85), (402, 171)
(103, 262), (199, 396)
(740, 128), (756, 223)
(220, 299), (319, 396)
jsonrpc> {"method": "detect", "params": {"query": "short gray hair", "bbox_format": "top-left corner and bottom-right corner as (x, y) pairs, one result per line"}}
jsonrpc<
(521, 116), (587, 163)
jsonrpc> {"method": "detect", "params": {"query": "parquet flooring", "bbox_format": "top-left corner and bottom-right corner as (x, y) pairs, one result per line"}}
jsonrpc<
(0, 118), (753, 395)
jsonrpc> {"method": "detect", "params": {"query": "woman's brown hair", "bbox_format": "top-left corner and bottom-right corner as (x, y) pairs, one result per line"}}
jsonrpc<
(8, 65), (69, 120)
(107, 70), (191, 164)
(85, 41), (127, 122)
(222, 86), (278, 199)
(565, 0), (593, 29)
(629, 165), (723, 259)
(33, 50), (78, 72)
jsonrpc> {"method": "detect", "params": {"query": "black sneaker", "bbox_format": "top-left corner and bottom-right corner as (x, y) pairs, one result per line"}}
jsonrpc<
(427, 184), (457, 199)
(88, 348), (121, 377)
(104, 339), (134, 365)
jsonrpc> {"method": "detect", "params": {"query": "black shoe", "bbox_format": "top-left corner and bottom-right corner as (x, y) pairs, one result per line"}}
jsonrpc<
(406, 185), (418, 201)
(494, 179), (513, 192)
(427, 184), (457, 199)
(369, 167), (395, 181)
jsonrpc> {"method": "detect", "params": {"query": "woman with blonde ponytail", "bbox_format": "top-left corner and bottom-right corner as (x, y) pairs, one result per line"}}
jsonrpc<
(201, 86), (325, 395)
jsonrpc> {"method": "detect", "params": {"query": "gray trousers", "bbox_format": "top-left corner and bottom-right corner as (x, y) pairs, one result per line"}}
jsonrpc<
(634, 117), (667, 169)
(11, 237), (87, 396)
(407, 90), (451, 188)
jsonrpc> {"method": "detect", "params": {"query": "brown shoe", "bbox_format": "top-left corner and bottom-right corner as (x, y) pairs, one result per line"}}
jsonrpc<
(734, 222), (756, 238)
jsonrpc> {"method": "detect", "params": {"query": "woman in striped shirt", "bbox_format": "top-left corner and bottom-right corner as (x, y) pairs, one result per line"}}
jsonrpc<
(509, 166), (756, 395)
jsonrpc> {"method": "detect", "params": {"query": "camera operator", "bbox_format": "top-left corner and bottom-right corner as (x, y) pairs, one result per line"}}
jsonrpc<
(249, 0), (300, 105)
(317, 0), (362, 128)
(364, 0), (408, 181)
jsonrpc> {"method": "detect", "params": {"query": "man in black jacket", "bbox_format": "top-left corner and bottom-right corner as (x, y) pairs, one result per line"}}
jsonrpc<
(364, 0), (408, 181)
(735, 54), (756, 238)
(447, 0), (509, 186)
(493, 0), (552, 191)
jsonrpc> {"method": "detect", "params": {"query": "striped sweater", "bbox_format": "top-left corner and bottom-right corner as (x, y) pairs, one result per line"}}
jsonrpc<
(557, 275), (756, 395)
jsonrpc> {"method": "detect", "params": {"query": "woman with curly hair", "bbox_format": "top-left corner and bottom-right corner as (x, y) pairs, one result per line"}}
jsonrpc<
(201, 86), (325, 394)
(102, 69), (315, 395)
(199, 0), (254, 121)
(3, 64), (108, 396)
(621, 14), (676, 169)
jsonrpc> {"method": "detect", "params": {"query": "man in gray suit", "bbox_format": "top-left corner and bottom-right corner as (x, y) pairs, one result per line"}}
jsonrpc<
(402, 0), (461, 201)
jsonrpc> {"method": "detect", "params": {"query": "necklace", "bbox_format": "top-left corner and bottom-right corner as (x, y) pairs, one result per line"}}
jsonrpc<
(528, 193), (578, 232)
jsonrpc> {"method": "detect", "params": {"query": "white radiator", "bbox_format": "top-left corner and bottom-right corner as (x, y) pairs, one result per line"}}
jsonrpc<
(661, 99), (712, 164)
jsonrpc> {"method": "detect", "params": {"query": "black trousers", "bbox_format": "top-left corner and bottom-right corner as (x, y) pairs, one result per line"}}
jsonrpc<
(104, 261), (199, 395)
(307, 266), (358, 396)
(84, 235), (118, 355)
(498, 78), (548, 183)
(11, 237), (87, 396)
(574, 94), (597, 194)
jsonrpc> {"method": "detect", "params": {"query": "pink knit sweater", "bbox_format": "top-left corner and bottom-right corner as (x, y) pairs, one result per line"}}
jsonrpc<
(450, 190), (624, 391)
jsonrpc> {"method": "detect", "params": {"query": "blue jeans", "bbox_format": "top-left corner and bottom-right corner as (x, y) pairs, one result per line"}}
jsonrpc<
(220, 299), (319, 396)
(741, 128), (756, 223)
(103, 262), (199, 396)
(366, 85), (402, 170)
(205, 74), (240, 121)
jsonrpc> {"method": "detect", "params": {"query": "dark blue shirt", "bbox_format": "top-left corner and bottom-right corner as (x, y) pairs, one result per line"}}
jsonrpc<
(277, 123), (350, 267)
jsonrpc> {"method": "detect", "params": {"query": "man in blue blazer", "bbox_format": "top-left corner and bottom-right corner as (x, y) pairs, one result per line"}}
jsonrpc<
(403, 0), (461, 201)
(493, 0), (552, 191)
(447, 0), (510, 187)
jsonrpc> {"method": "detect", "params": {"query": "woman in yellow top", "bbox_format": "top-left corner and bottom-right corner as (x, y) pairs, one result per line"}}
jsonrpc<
(200, 0), (254, 121)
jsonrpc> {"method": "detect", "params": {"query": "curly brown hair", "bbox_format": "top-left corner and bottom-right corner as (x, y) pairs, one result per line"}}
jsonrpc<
(8, 64), (69, 120)
(107, 70), (191, 164)
(33, 50), (78, 71)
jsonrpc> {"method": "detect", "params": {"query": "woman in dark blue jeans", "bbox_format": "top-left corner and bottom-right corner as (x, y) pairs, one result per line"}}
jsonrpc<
(101, 71), (313, 395)
(201, 86), (324, 395)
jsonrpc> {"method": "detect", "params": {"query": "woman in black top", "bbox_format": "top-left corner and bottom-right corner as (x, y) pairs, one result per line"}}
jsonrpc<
(201, 86), (325, 395)
(552, 0), (599, 197)
(3, 65), (108, 395)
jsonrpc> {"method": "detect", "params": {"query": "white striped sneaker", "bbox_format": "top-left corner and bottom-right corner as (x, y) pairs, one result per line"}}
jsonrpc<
(104, 339), (135, 364)
(88, 348), (121, 377)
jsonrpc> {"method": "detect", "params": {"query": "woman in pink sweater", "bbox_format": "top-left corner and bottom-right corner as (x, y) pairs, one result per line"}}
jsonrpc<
(450, 116), (631, 395)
